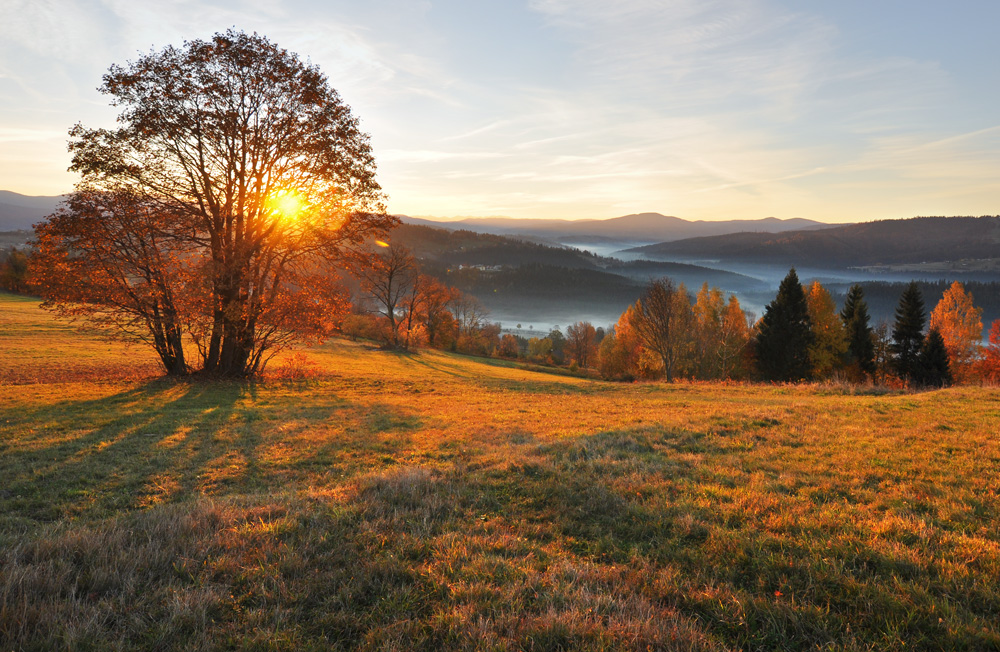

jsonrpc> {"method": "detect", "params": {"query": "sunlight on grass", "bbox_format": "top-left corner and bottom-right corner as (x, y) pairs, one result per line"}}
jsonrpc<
(1, 293), (999, 650)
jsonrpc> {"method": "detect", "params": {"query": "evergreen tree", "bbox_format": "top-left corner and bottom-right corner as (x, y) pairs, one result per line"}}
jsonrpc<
(917, 328), (952, 387)
(755, 268), (814, 381)
(891, 282), (926, 383)
(840, 284), (876, 375)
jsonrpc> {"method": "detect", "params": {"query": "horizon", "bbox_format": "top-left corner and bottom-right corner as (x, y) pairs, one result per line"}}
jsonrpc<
(1, 2), (997, 223)
(3, 189), (998, 227)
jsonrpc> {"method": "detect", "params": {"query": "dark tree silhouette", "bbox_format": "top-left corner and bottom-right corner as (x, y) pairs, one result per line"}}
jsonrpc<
(755, 268), (814, 381)
(840, 284), (876, 376)
(34, 30), (392, 377)
(891, 282), (926, 383)
(918, 328), (952, 387)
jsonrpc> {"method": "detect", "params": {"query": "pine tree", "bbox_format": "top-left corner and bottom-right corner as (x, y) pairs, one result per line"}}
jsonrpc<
(840, 284), (876, 376)
(918, 328), (952, 387)
(755, 268), (814, 381)
(891, 282), (926, 383)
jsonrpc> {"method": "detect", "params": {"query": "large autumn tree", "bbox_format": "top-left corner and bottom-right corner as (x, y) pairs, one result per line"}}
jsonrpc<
(32, 30), (392, 377)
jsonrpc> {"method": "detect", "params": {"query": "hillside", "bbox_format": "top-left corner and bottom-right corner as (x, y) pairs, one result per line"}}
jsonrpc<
(0, 191), (64, 230)
(2, 292), (999, 650)
(632, 216), (1000, 267)
(390, 223), (604, 270)
(389, 223), (767, 326)
(402, 212), (831, 243)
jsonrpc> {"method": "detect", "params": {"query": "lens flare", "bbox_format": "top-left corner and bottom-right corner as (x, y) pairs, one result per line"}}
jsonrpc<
(267, 189), (304, 219)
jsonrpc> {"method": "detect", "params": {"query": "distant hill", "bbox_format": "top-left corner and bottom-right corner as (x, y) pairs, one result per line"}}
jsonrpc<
(0, 191), (65, 230)
(389, 223), (602, 270)
(385, 222), (767, 327)
(389, 222), (761, 291)
(400, 213), (832, 244)
(630, 216), (1000, 268)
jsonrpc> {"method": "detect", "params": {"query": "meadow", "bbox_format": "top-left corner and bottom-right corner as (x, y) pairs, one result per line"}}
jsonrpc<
(1, 291), (999, 651)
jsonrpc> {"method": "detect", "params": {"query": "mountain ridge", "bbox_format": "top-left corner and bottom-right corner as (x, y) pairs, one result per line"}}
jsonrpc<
(629, 216), (1000, 267)
(399, 212), (834, 243)
(0, 191), (66, 230)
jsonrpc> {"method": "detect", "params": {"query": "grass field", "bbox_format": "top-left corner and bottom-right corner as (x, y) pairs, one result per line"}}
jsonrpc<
(2, 291), (999, 651)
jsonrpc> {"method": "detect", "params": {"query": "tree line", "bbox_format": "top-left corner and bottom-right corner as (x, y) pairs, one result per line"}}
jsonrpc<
(353, 264), (999, 389)
(594, 269), (999, 386)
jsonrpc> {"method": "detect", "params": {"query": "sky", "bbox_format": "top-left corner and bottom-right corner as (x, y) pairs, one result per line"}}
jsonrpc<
(1, 0), (998, 223)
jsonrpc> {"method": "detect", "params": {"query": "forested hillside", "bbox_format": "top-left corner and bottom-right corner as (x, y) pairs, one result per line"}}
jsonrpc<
(633, 216), (1000, 267)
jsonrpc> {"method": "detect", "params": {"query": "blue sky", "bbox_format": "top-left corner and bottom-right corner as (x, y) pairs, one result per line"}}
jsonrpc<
(1, 0), (997, 222)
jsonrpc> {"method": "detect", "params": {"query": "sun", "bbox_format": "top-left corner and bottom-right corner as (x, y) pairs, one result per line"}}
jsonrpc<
(266, 189), (305, 219)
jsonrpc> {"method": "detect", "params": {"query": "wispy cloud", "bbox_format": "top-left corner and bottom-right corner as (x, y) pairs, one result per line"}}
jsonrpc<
(1, 0), (996, 217)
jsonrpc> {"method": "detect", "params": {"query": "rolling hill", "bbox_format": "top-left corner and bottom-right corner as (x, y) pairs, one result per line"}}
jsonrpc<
(631, 216), (1000, 267)
(0, 191), (65, 230)
(402, 212), (832, 244)
(388, 222), (768, 328)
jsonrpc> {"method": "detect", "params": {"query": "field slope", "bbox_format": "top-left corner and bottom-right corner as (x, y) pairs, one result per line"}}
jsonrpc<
(1, 292), (999, 651)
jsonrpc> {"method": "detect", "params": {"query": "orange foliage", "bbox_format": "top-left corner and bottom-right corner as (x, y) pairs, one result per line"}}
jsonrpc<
(805, 281), (847, 379)
(980, 319), (1000, 384)
(929, 281), (983, 383)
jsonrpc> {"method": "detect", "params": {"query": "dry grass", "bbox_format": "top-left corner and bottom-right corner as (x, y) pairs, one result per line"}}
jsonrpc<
(2, 292), (999, 650)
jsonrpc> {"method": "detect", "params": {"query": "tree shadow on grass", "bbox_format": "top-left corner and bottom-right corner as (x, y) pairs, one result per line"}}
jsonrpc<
(0, 380), (246, 522)
(0, 378), (427, 525)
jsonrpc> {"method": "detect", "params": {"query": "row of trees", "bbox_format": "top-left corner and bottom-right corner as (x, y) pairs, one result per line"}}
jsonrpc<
(733, 269), (997, 386)
(345, 242), (503, 356)
(597, 280), (752, 381)
(473, 270), (998, 388)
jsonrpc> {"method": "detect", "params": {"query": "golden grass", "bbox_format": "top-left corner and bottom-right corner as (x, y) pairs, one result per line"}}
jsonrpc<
(1, 292), (999, 650)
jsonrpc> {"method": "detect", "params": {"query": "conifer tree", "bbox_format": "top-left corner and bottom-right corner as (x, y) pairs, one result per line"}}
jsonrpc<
(891, 282), (926, 383)
(755, 268), (814, 381)
(840, 284), (876, 376)
(918, 328), (952, 387)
